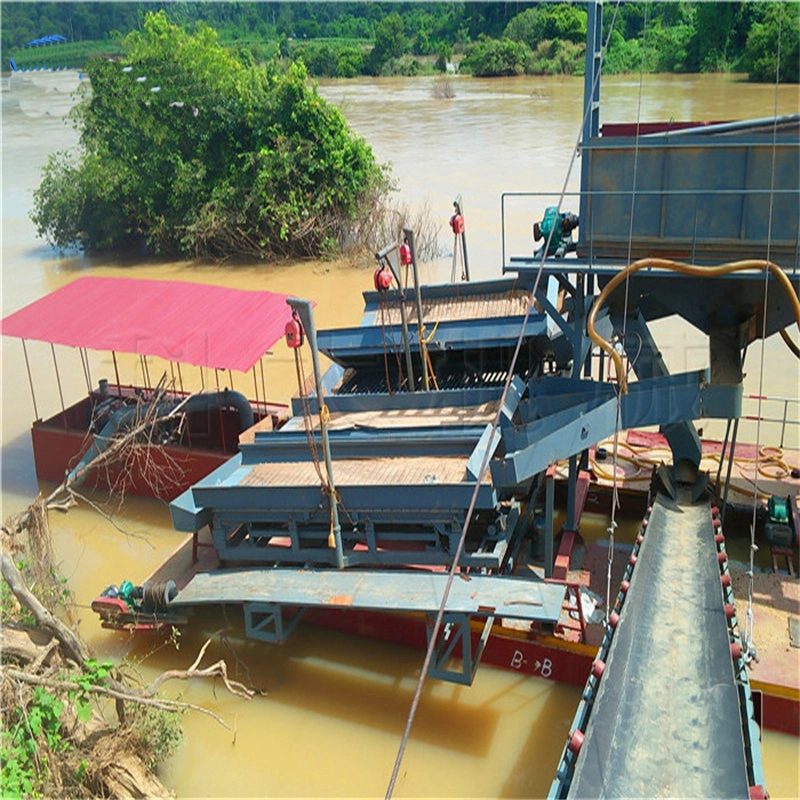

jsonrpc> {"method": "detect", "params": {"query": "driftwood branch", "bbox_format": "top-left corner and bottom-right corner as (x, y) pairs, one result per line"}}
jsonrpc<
(0, 627), (56, 668)
(0, 551), (86, 665)
(3, 667), (237, 729)
(144, 633), (258, 700)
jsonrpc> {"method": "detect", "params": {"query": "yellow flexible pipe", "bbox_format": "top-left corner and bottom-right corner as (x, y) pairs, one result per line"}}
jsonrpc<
(780, 327), (800, 359)
(586, 258), (800, 393)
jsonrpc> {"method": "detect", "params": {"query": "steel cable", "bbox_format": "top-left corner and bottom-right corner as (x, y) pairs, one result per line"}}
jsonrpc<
(385, 2), (626, 795)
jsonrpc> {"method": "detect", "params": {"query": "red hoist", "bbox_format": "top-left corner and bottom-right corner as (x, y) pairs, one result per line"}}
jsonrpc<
(399, 241), (412, 266)
(449, 213), (465, 235)
(373, 265), (393, 292)
(285, 309), (305, 348)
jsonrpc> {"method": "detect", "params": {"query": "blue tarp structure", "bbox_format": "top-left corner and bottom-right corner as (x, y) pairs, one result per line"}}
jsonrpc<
(25, 34), (67, 47)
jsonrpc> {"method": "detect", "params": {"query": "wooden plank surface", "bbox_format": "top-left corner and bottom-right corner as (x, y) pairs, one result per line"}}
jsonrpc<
(238, 455), (484, 488)
(377, 290), (532, 325)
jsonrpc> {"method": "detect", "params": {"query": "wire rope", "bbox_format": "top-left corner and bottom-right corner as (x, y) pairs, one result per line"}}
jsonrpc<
(606, 2), (649, 624)
(745, 3), (784, 664)
(385, 2), (626, 795)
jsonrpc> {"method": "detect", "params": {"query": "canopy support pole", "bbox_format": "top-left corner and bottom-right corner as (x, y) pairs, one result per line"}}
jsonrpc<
(252, 366), (260, 411)
(21, 340), (39, 421)
(142, 354), (151, 390)
(112, 351), (121, 392)
(259, 359), (267, 412)
(176, 362), (184, 394)
(79, 347), (92, 394)
(50, 343), (66, 427)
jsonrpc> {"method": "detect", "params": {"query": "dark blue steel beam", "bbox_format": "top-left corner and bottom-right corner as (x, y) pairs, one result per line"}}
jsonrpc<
(492, 396), (618, 487)
(291, 384), (507, 417)
(617, 311), (703, 467)
(212, 543), (506, 570)
(517, 378), (615, 423)
(508, 262), (799, 337)
(494, 372), (742, 486)
(214, 508), (467, 528)
(317, 315), (549, 364)
(242, 425), (486, 464)
(466, 375), (526, 480)
(192, 479), (496, 515)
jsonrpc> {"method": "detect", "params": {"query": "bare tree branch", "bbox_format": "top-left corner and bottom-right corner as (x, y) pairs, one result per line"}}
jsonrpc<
(0, 551), (86, 665)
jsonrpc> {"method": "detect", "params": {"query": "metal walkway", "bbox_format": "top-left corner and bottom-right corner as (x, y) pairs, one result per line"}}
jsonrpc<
(173, 568), (565, 621)
(551, 490), (764, 798)
(172, 567), (568, 684)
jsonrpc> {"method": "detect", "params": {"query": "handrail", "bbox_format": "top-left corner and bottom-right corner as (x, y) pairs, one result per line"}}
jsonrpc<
(500, 189), (800, 272)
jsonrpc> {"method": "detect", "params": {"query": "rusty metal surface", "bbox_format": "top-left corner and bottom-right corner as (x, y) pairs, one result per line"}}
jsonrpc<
(172, 567), (566, 622)
(324, 401), (500, 431)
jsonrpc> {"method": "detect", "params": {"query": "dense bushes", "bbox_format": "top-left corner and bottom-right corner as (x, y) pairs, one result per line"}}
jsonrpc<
(460, 38), (529, 78)
(30, 12), (390, 260)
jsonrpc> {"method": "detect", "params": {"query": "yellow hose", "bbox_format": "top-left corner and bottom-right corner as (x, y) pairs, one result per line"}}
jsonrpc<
(579, 438), (794, 498)
(780, 327), (800, 359)
(587, 258), (800, 394)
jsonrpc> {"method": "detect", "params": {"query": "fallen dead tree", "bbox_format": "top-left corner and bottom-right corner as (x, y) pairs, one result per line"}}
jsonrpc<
(1, 377), (259, 798)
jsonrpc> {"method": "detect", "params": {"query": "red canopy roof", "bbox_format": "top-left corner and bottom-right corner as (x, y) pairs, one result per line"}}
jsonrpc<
(1, 277), (297, 373)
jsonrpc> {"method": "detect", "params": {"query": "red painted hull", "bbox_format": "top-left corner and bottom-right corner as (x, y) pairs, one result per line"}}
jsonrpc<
(305, 606), (799, 737)
(31, 390), (285, 501)
(309, 606), (594, 688)
(32, 421), (232, 501)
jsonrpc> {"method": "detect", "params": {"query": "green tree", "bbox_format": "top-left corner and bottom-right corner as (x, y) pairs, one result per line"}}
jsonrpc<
(460, 37), (530, 78)
(602, 29), (641, 75)
(505, 5), (587, 49)
(31, 11), (390, 260)
(686, 2), (737, 72)
(744, 2), (800, 83)
(435, 42), (453, 73)
(369, 11), (406, 74)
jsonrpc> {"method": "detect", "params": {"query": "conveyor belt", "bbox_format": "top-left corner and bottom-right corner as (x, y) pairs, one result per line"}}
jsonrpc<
(567, 490), (750, 798)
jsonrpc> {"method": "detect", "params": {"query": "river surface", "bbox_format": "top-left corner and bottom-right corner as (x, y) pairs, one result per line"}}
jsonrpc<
(1, 70), (798, 798)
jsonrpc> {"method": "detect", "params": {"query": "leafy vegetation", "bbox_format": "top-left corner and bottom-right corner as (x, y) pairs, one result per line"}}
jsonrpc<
(30, 11), (391, 260)
(461, 38), (530, 78)
(744, 2), (800, 83)
(1, 686), (65, 798)
(3, 2), (798, 82)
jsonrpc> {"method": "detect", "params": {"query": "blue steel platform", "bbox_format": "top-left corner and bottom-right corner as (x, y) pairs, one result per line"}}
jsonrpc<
(551, 490), (759, 798)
